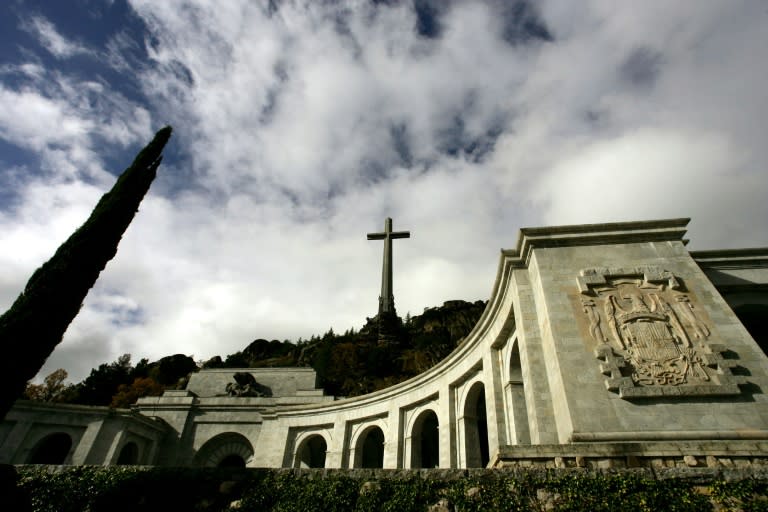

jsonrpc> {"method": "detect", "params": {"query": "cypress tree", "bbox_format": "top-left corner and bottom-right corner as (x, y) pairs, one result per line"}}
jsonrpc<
(0, 126), (172, 419)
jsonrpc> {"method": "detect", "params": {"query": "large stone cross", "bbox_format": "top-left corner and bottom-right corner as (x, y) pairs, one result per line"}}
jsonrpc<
(367, 217), (410, 316)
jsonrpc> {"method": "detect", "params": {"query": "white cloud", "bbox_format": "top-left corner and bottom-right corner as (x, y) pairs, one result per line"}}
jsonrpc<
(3, 0), (768, 381)
(0, 86), (92, 150)
(532, 129), (768, 247)
(0, 66), (153, 188)
(23, 16), (93, 59)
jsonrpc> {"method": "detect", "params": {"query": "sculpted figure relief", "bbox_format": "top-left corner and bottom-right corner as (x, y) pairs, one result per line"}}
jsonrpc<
(225, 372), (272, 397)
(577, 267), (741, 398)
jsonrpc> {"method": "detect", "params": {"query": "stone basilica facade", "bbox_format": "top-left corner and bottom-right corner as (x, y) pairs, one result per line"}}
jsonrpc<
(2, 218), (767, 469)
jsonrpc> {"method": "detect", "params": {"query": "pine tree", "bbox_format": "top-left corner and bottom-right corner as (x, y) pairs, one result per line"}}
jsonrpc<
(0, 127), (172, 419)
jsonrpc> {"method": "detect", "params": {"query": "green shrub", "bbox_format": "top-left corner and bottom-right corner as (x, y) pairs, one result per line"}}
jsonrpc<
(14, 466), (768, 512)
(710, 478), (768, 512)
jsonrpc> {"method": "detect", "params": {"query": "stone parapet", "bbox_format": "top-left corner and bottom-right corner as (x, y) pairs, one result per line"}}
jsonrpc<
(493, 441), (768, 469)
(186, 368), (320, 398)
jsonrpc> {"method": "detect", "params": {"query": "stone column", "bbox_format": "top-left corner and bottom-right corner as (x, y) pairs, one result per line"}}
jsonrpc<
(105, 428), (128, 465)
(484, 347), (505, 459)
(0, 420), (32, 463)
(383, 403), (402, 468)
(511, 270), (558, 444)
(507, 381), (531, 444)
(71, 419), (104, 464)
(325, 421), (348, 468)
(438, 386), (453, 468)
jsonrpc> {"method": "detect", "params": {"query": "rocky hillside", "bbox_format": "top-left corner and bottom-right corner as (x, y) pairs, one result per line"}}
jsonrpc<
(203, 299), (487, 397)
(26, 299), (487, 405)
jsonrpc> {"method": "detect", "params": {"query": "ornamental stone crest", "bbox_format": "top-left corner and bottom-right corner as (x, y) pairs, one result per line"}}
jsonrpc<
(577, 266), (742, 399)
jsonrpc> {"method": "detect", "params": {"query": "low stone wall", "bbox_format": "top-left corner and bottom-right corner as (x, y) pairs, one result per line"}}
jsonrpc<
(4, 464), (768, 511)
(493, 441), (768, 470)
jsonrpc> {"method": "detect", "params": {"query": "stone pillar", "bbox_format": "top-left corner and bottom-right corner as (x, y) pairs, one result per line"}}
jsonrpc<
(485, 348), (505, 458)
(384, 404), (402, 468)
(144, 437), (160, 466)
(0, 421), (32, 464)
(105, 428), (128, 465)
(403, 433), (415, 469)
(439, 386), (453, 468)
(346, 445), (357, 469)
(459, 411), (482, 468)
(325, 421), (347, 468)
(71, 419), (104, 464)
(506, 381), (531, 444)
(510, 270), (558, 444)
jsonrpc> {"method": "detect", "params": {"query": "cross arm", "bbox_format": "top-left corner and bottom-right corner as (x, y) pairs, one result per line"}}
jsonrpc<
(367, 233), (386, 240)
(390, 231), (410, 239)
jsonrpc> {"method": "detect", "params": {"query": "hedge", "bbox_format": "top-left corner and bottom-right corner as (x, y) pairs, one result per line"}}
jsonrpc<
(5, 466), (767, 512)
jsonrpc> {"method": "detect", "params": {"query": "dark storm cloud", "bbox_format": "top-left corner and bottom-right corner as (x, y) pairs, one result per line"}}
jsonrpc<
(620, 47), (662, 88)
(389, 123), (413, 168)
(414, 0), (446, 38)
(436, 115), (504, 162)
(493, 0), (553, 46)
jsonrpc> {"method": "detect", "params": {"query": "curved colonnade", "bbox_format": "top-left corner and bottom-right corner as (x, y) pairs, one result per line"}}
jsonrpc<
(194, 248), (526, 469)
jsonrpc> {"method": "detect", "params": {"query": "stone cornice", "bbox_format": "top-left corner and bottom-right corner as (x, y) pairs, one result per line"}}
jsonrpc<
(501, 218), (691, 269)
(9, 400), (167, 432)
(194, 368), (318, 374)
(691, 247), (768, 269)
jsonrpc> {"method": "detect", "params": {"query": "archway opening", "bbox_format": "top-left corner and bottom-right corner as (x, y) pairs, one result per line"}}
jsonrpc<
(116, 441), (139, 465)
(297, 435), (327, 468)
(27, 432), (72, 464)
(358, 427), (385, 468)
(411, 410), (439, 468)
(463, 382), (489, 468)
(218, 454), (246, 468)
(508, 343), (530, 444)
(194, 432), (254, 468)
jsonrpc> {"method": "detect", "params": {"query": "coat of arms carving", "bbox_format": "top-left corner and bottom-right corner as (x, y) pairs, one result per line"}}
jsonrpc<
(577, 266), (742, 399)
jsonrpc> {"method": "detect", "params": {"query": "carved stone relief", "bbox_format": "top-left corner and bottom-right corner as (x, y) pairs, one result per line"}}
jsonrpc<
(577, 266), (742, 399)
(225, 372), (273, 397)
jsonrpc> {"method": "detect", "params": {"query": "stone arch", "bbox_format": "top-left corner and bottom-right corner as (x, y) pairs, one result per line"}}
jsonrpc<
(27, 432), (72, 464)
(353, 425), (385, 468)
(295, 434), (327, 468)
(733, 303), (768, 356)
(461, 381), (489, 468)
(410, 409), (439, 468)
(194, 432), (254, 467)
(508, 342), (530, 444)
(116, 441), (139, 465)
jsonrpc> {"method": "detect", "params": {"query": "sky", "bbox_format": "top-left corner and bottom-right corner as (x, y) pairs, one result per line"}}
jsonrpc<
(1, 0), (767, 383)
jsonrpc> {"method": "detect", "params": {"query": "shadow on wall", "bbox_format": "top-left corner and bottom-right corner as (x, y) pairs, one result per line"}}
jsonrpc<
(734, 304), (768, 356)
